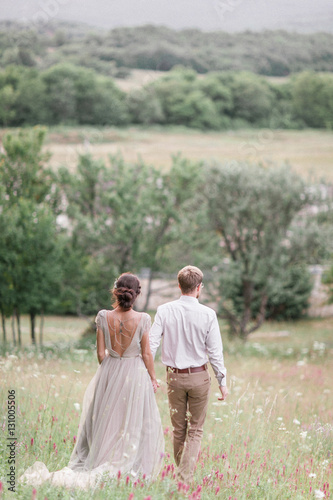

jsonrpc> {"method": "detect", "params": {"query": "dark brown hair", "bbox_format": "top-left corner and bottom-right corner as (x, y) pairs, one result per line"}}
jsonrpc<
(112, 272), (141, 310)
(178, 265), (203, 294)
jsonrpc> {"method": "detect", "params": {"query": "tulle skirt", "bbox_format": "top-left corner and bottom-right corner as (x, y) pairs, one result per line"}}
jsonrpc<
(20, 355), (164, 489)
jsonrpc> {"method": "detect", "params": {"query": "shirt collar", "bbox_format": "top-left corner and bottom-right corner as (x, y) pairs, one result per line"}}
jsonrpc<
(179, 295), (199, 303)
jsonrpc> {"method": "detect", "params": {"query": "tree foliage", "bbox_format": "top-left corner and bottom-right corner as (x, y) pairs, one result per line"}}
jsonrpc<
(0, 126), (332, 344)
(202, 162), (324, 339)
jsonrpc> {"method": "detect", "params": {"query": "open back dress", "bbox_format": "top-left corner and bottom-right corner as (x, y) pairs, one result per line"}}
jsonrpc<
(20, 310), (164, 489)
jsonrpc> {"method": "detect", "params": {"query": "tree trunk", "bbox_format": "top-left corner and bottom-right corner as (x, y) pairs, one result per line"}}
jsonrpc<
(240, 279), (253, 339)
(39, 310), (44, 346)
(1, 309), (6, 343)
(30, 312), (36, 344)
(16, 310), (22, 347)
(143, 269), (154, 312)
(11, 314), (16, 346)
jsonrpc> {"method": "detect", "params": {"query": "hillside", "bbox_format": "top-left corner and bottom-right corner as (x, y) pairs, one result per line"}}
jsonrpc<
(1, 22), (333, 76)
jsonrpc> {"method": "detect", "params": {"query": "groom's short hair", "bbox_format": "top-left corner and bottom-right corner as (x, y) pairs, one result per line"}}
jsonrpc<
(178, 265), (203, 293)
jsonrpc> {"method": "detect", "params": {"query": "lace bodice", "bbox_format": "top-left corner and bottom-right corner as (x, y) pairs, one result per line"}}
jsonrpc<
(95, 310), (151, 358)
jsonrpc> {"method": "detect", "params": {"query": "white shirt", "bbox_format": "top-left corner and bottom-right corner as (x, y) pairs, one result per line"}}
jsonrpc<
(149, 295), (227, 387)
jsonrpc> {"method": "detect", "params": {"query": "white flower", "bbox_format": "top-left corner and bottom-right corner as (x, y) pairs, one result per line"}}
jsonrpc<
(73, 403), (80, 411)
(256, 408), (263, 414)
(309, 473), (316, 478)
(293, 419), (300, 425)
(314, 490), (325, 499)
(300, 431), (307, 439)
(277, 417), (283, 421)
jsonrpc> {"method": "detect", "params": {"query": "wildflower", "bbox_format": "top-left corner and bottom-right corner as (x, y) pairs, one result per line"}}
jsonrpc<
(32, 489), (37, 500)
(293, 419), (300, 425)
(300, 431), (307, 439)
(314, 491), (325, 499)
(31, 438), (34, 446)
(126, 476), (130, 485)
(309, 473), (316, 478)
(73, 403), (80, 411)
(117, 470), (121, 480)
(128, 494), (134, 500)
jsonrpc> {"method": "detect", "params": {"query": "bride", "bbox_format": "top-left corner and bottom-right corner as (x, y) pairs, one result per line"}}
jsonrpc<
(20, 273), (165, 489)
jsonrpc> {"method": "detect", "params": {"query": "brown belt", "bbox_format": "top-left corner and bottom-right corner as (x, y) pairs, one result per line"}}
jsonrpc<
(167, 364), (207, 374)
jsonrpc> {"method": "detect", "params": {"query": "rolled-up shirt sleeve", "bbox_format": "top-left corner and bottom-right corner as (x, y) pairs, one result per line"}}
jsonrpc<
(149, 308), (164, 359)
(206, 313), (227, 387)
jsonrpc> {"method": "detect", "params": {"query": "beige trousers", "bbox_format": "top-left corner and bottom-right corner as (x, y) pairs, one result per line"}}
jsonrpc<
(167, 369), (211, 484)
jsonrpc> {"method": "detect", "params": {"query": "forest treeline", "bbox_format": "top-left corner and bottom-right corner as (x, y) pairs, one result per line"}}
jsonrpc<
(1, 64), (333, 129)
(1, 128), (332, 343)
(1, 21), (333, 76)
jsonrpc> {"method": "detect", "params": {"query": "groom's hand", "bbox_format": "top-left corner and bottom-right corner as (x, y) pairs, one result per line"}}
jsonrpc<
(218, 386), (228, 400)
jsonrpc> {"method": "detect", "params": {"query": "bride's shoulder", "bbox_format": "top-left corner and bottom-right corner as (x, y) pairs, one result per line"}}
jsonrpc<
(141, 312), (152, 324)
(95, 309), (111, 320)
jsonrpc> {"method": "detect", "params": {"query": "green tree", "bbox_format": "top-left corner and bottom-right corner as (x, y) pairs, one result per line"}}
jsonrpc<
(292, 72), (333, 128)
(0, 127), (61, 344)
(0, 84), (16, 126)
(230, 72), (275, 124)
(203, 162), (318, 339)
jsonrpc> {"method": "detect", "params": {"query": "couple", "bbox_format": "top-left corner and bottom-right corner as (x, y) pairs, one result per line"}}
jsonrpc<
(21, 265), (227, 488)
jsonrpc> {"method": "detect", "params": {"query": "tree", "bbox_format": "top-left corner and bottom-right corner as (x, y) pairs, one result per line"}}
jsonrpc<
(0, 127), (61, 344)
(203, 161), (318, 339)
(292, 72), (333, 128)
(230, 72), (275, 124)
(0, 84), (16, 125)
(56, 153), (203, 314)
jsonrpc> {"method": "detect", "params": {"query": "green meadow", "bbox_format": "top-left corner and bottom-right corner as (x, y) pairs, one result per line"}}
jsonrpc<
(0, 315), (332, 499)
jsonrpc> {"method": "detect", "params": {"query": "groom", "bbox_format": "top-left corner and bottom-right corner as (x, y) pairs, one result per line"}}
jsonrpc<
(150, 265), (228, 484)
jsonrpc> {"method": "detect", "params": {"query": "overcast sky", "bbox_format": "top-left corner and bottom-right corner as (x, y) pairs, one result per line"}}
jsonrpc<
(1, 0), (333, 32)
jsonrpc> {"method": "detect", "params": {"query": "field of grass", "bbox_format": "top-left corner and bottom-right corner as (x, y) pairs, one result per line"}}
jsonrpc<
(43, 127), (333, 183)
(1, 126), (332, 183)
(0, 315), (332, 499)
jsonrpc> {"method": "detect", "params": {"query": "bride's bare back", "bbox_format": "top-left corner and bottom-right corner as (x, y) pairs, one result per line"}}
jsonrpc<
(106, 310), (143, 357)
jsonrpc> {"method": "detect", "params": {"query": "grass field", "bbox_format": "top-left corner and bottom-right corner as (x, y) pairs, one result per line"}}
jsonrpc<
(40, 127), (333, 183)
(0, 315), (332, 499)
(1, 126), (332, 182)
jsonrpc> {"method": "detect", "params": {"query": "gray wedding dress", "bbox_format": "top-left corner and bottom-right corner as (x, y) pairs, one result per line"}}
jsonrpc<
(20, 310), (164, 489)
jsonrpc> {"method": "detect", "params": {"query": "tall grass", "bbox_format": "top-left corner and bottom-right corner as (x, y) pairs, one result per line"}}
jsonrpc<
(0, 317), (332, 499)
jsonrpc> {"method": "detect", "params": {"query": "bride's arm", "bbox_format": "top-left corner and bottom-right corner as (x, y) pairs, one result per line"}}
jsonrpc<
(96, 327), (106, 364)
(141, 331), (159, 392)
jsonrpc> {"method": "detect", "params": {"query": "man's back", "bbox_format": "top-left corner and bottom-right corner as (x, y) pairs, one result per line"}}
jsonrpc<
(150, 296), (217, 370)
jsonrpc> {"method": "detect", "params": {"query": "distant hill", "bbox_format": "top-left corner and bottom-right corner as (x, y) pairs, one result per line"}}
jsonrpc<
(0, 0), (333, 33)
(1, 22), (333, 77)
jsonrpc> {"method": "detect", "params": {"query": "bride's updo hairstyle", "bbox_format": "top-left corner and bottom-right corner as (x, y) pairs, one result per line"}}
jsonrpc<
(112, 272), (141, 310)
